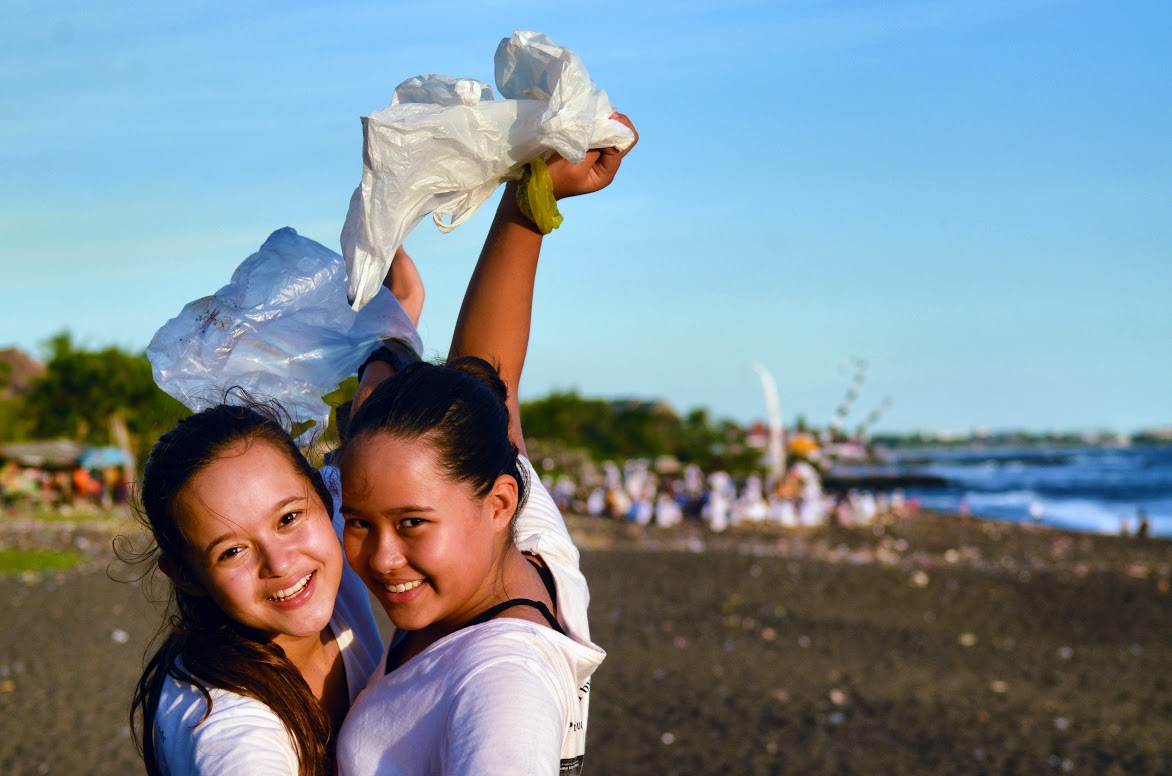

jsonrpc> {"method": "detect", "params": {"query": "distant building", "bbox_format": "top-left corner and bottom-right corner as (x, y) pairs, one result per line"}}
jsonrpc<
(744, 420), (769, 450)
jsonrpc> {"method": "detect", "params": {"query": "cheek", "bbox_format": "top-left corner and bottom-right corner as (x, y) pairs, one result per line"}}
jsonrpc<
(314, 527), (344, 576)
(399, 531), (448, 579)
(431, 519), (493, 580)
(200, 565), (258, 612)
(342, 532), (366, 569)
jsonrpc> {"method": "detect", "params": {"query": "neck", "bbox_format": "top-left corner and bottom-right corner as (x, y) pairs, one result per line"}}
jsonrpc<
(274, 625), (349, 729)
(273, 627), (331, 677)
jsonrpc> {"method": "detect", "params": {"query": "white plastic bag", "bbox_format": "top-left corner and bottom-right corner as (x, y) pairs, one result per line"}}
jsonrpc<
(148, 227), (422, 433)
(341, 30), (635, 310)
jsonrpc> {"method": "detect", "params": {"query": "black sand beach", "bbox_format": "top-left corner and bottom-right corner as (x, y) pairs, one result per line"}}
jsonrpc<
(1, 511), (1168, 774)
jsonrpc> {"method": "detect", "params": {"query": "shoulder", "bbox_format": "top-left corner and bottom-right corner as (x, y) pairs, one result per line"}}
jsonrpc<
(510, 462), (595, 640)
(338, 627), (565, 774)
(374, 621), (571, 706)
(154, 672), (299, 776)
(442, 621), (584, 714)
(514, 456), (578, 564)
(440, 629), (570, 774)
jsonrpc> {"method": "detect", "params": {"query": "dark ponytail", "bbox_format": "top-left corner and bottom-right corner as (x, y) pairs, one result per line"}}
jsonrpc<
(129, 402), (334, 776)
(341, 356), (528, 526)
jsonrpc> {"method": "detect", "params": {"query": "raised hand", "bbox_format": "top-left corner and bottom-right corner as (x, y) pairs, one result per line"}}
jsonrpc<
(546, 113), (639, 200)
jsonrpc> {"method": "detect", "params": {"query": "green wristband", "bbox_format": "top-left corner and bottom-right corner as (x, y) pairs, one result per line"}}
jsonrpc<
(516, 157), (564, 235)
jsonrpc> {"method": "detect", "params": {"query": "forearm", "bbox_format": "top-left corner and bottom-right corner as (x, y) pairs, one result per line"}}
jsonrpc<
(448, 115), (637, 449)
(448, 182), (543, 449)
(384, 245), (425, 327)
(353, 246), (426, 413)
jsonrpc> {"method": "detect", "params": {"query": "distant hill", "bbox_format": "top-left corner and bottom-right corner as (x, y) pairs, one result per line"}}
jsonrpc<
(0, 348), (45, 398)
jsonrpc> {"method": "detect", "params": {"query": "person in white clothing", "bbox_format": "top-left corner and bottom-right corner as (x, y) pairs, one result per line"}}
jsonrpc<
(133, 401), (380, 776)
(338, 390), (602, 774)
(336, 114), (637, 776)
(131, 245), (428, 776)
(337, 360), (603, 776)
(149, 462), (385, 776)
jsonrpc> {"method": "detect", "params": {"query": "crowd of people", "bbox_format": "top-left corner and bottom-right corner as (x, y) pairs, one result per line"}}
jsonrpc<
(0, 459), (130, 513)
(540, 456), (918, 532)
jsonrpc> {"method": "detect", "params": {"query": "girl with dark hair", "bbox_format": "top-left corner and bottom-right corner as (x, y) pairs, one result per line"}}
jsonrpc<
(335, 116), (637, 775)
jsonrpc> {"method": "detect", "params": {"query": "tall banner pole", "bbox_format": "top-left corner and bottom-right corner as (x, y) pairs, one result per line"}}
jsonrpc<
(752, 362), (785, 489)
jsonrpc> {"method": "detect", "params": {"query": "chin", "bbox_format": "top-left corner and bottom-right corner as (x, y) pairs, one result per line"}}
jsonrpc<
(278, 604), (334, 636)
(385, 609), (430, 632)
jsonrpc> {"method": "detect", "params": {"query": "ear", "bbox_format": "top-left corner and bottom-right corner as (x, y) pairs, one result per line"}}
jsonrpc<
(484, 473), (519, 535)
(159, 555), (207, 597)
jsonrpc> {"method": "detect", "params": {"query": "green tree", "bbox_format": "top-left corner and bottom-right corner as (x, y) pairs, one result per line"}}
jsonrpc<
(24, 332), (189, 464)
(520, 391), (759, 475)
(0, 397), (33, 443)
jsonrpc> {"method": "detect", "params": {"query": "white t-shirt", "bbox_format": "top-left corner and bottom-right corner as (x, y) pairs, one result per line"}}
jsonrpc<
(152, 465), (383, 776)
(336, 457), (605, 776)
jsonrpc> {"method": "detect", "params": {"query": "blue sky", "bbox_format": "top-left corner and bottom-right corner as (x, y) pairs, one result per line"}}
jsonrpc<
(2, 0), (1169, 434)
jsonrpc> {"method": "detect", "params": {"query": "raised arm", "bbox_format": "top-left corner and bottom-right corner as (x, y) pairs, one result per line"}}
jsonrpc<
(448, 114), (638, 454)
(385, 244), (424, 328)
(352, 245), (425, 412)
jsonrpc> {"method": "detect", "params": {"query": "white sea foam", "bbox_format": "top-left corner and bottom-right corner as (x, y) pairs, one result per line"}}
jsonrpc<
(904, 446), (1172, 537)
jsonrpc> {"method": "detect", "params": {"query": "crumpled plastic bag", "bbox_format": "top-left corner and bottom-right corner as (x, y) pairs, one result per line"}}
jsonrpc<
(341, 30), (635, 310)
(147, 227), (422, 434)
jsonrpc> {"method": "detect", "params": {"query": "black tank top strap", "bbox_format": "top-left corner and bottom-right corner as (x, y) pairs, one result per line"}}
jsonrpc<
(463, 597), (566, 635)
(529, 556), (558, 603)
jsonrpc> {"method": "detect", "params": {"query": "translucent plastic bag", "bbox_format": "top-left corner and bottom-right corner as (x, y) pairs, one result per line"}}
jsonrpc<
(341, 30), (635, 310)
(147, 227), (422, 434)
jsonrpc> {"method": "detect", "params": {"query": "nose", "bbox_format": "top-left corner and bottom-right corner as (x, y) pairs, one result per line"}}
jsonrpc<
(369, 530), (407, 576)
(260, 541), (295, 578)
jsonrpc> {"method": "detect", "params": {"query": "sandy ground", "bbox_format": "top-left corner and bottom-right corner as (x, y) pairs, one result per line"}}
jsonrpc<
(0, 511), (1168, 775)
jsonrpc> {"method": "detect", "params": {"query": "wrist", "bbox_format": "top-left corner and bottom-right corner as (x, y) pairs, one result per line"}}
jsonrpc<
(497, 181), (545, 236)
(513, 160), (563, 235)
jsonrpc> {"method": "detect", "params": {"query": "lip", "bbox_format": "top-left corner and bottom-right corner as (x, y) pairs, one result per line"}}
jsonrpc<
(376, 577), (428, 606)
(267, 571), (317, 609)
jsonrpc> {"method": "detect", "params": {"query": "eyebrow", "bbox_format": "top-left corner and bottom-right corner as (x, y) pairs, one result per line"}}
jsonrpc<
(201, 495), (306, 556)
(341, 504), (436, 518)
(203, 531), (236, 557)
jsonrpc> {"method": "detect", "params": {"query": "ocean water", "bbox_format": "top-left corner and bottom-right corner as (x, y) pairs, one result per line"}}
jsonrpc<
(885, 445), (1172, 538)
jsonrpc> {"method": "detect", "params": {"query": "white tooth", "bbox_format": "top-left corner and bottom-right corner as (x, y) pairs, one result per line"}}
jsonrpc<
(385, 579), (423, 594)
(271, 573), (312, 601)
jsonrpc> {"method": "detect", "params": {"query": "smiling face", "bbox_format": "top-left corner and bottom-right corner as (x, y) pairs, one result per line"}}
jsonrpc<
(341, 432), (515, 634)
(172, 439), (342, 652)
